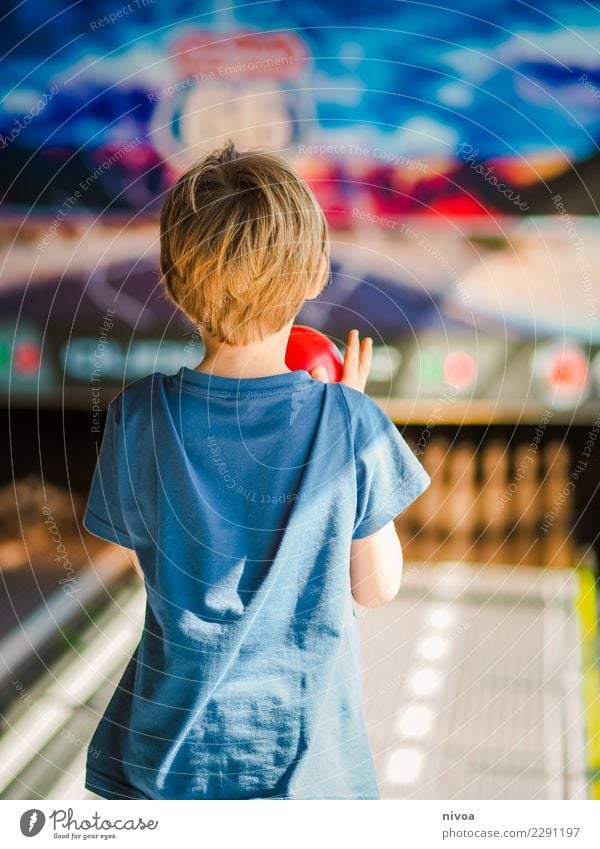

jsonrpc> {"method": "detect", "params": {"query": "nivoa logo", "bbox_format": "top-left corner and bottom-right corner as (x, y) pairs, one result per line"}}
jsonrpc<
(19, 809), (46, 837)
(442, 811), (475, 820)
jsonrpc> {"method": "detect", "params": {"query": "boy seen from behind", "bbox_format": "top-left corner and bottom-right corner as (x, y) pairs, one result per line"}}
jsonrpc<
(83, 141), (431, 800)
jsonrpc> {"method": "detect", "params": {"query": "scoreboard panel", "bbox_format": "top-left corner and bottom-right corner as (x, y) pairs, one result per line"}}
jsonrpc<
(1, 215), (599, 424)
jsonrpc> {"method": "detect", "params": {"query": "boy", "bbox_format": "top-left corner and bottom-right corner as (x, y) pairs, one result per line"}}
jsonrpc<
(83, 141), (431, 800)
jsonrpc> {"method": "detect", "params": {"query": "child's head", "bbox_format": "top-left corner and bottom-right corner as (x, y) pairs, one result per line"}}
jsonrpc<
(160, 140), (330, 346)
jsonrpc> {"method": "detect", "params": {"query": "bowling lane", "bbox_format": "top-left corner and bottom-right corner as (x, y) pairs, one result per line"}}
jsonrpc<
(359, 562), (595, 800)
(0, 561), (596, 800)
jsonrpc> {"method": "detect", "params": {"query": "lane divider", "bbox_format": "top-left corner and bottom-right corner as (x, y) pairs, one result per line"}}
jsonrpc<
(575, 568), (600, 800)
(0, 545), (131, 691)
(0, 584), (145, 795)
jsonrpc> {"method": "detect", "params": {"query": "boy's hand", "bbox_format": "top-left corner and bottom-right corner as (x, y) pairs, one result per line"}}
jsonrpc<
(311, 329), (373, 392)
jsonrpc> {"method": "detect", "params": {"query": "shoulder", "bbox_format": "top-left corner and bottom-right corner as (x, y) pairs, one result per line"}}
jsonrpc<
(107, 372), (167, 423)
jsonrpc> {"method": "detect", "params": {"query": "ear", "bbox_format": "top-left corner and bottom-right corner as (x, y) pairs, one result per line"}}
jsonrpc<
(306, 252), (329, 300)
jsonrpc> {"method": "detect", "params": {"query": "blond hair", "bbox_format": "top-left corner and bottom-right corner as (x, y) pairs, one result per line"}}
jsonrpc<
(160, 140), (330, 345)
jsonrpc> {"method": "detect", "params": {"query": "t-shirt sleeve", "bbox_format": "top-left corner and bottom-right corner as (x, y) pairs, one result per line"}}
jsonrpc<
(83, 396), (133, 548)
(343, 388), (431, 540)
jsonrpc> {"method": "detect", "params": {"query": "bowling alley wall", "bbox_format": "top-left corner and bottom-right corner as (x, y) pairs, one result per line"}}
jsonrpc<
(1, 1), (600, 580)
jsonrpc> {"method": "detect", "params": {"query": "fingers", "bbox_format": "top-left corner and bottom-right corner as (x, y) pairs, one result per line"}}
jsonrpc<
(311, 365), (329, 383)
(341, 329), (360, 384)
(342, 329), (373, 391)
(312, 330), (372, 390)
(358, 335), (373, 383)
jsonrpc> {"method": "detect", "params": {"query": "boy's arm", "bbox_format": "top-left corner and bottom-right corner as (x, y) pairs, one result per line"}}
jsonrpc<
(350, 520), (403, 608)
(312, 329), (426, 609)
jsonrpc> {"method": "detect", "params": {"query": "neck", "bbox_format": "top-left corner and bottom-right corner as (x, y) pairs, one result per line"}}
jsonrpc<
(194, 322), (293, 379)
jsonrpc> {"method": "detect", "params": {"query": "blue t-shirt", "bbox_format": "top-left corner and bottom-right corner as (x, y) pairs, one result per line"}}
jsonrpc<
(83, 366), (431, 800)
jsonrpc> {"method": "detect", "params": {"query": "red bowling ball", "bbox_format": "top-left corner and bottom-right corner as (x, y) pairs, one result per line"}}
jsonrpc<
(285, 325), (344, 382)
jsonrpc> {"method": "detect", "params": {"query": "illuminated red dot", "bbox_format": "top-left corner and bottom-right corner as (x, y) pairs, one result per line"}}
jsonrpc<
(14, 342), (40, 374)
(545, 348), (588, 391)
(444, 351), (477, 389)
